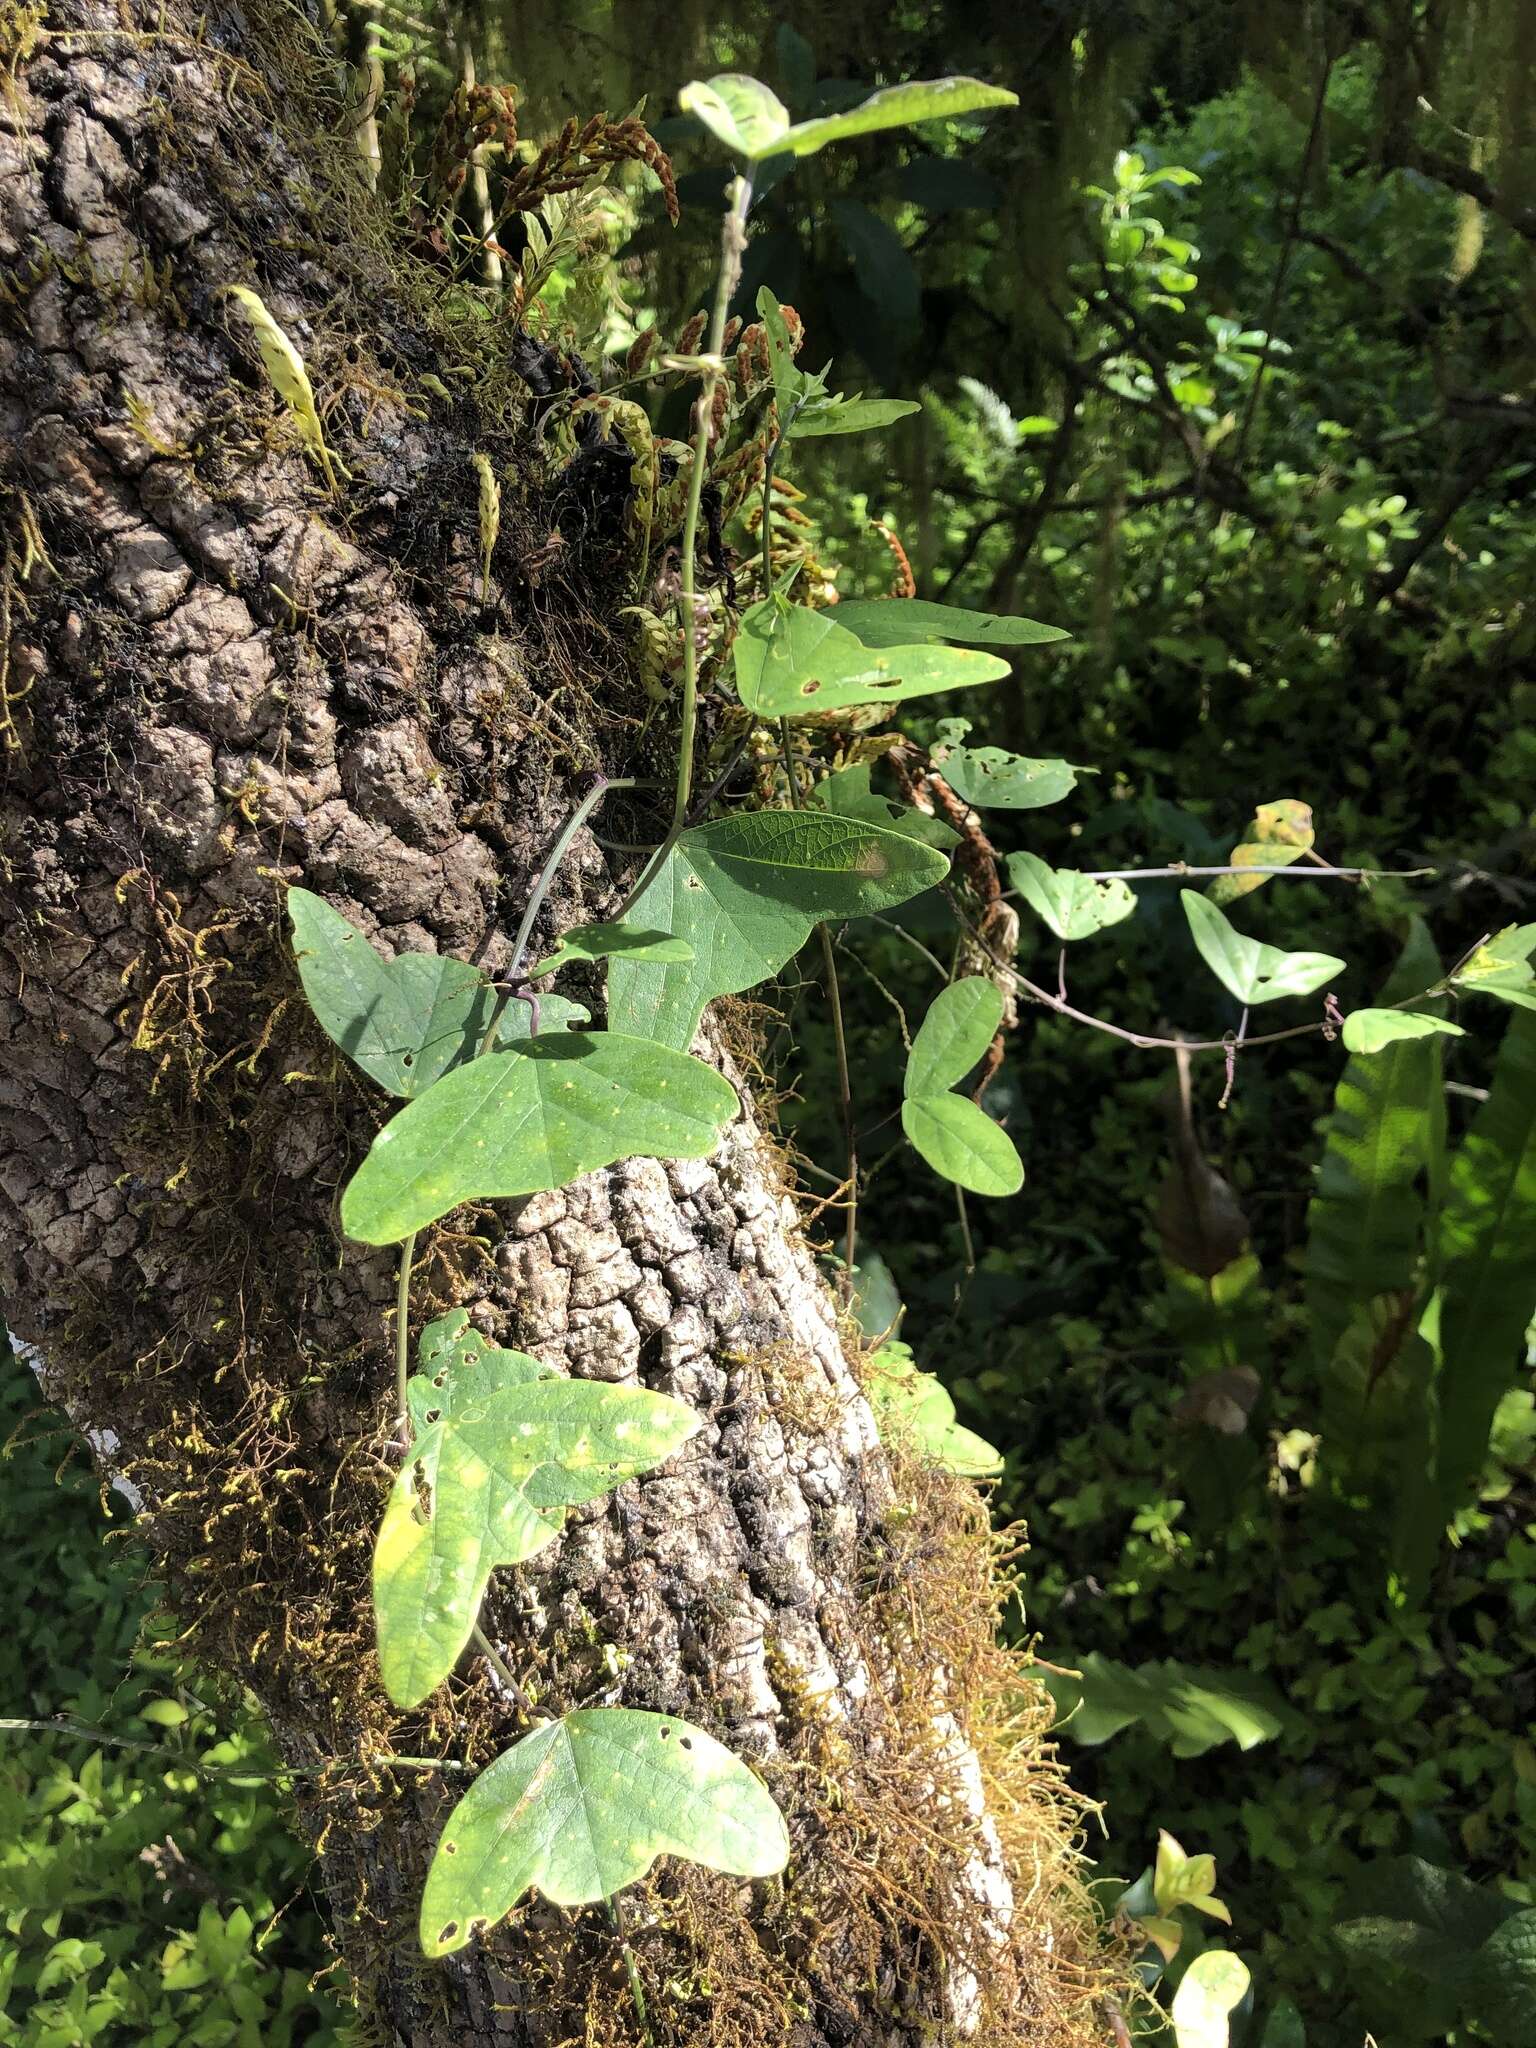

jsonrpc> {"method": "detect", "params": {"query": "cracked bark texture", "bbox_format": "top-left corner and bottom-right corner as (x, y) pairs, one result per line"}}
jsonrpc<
(0, 6), (1068, 2045)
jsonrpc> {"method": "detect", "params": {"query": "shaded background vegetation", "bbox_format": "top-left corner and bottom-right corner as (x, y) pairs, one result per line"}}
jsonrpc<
(6, 0), (1535, 2042)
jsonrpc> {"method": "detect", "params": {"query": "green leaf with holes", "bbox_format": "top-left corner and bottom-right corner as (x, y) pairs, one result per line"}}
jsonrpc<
(733, 596), (1010, 720)
(529, 923), (694, 976)
(779, 76), (1018, 158)
(900, 979), (1023, 1196)
(340, 1033), (738, 1243)
(1182, 891), (1345, 1006)
(830, 598), (1067, 649)
(421, 1707), (788, 1952)
(1010, 853), (1137, 943)
(678, 74), (791, 161)
(288, 888), (584, 1096)
(607, 811), (948, 1051)
(938, 747), (1085, 811)
(377, 1340), (698, 1710)
(866, 1339), (1002, 1474)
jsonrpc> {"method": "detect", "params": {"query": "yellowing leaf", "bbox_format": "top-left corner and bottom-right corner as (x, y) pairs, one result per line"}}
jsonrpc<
(224, 286), (344, 491)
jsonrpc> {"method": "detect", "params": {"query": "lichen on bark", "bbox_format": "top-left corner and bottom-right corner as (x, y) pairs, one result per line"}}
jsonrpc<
(0, 3), (1113, 2041)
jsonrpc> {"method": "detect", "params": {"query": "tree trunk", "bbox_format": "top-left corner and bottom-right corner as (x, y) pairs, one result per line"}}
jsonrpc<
(0, 4), (1099, 2042)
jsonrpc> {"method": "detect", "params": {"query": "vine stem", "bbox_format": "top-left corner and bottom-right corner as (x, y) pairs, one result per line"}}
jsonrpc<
(1068, 862), (1435, 883)
(670, 171), (754, 837)
(394, 1230), (417, 1434)
(479, 774), (636, 1053)
(607, 1894), (655, 2048)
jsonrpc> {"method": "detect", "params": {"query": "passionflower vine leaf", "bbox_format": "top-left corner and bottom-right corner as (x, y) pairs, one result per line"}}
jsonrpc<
(1009, 853), (1137, 943)
(377, 1364), (699, 1710)
(340, 1033), (738, 1243)
(1181, 892), (1345, 1006)
(288, 889), (584, 1097)
(607, 810), (948, 1051)
(420, 1707), (789, 1954)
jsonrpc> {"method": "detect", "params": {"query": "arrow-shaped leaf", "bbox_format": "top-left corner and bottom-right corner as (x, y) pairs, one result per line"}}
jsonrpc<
(289, 889), (584, 1097)
(420, 1707), (789, 1953)
(377, 1347), (699, 1710)
(607, 811), (948, 1051)
(1010, 853), (1136, 942)
(529, 922), (693, 976)
(1182, 891), (1344, 1006)
(340, 1033), (738, 1243)
(1341, 1009), (1466, 1054)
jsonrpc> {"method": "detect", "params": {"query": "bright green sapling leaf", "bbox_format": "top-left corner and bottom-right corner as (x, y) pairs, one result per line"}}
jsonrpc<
(288, 888), (585, 1094)
(677, 75), (790, 160)
(1341, 1009), (1466, 1054)
(1170, 1950), (1251, 2048)
(607, 810), (948, 1051)
(528, 922), (693, 975)
(420, 1707), (788, 1952)
(830, 598), (1067, 649)
(340, 1033), (738, 1243)
(1181, 891), (1344, 1005)
(1010, 853), (1136, 941)
(733, 596), (1010, 719)
(937, 747), (1085, 810)
(377, 1340), (698, 1709)
(788, 396), (922, 437)
(809, 762), (958, 847)
(866, 1339), (1002, 1474)
(900, 979), (1023, 1197)
(777, 76), (1019, 159)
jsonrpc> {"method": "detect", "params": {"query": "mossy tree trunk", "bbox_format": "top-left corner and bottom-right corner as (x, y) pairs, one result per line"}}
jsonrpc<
(0, 3), (1096, 2042)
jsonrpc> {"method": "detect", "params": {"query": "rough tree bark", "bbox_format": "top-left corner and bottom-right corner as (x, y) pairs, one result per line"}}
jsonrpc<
(0, 4), (1098, 2043)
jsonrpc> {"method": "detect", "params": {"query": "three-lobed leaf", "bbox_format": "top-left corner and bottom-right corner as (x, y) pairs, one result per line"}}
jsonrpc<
(1450, 923), (1536, 1013)
(1010, 852), (1136, 942)
(289, 888), (585, 1097)
(606, 810), (948, 1051)
(340, 1032), (738, 1243)
(376, 1352), (699, 1710)
(420, 1707), (789, 1953)
(938, 747), (1084, 811)
(1181, 891), (1344, 1006)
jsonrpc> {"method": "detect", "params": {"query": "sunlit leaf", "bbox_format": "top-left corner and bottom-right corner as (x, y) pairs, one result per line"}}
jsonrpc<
(788, 396), (923, 437)
(420, 1708), (788, 1952)
(733, 596), (1010, 719)
(831, 598), (1067, 648)
(937, 747), (1084, 810)
(377, 1353), (697, 1710)
(1181, 892), (1343, 1005)
(606, 811), (948, 1051)
(223, 285), (344, 489)
(1040, 1652), (1287, 1756)
(866, 1339), (1002, 1473)
(1341, 1009), (1466, 1053)
(678, 74), (790, 160)
(1170, 1950), (1251, 2048)
(288, 889), (583, 1097)
(904, 978), (1003, 1097)
(1011, 853), (1137, 942)
(779, 76), (1019, 159)
(1451, 923), (1536, 1012)
(1154, 1830), (1232, 1924)
(340, 1034), (738, 1243)
(1207, 798), (1315, 905)
(902, 1093), (1023, 1196)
